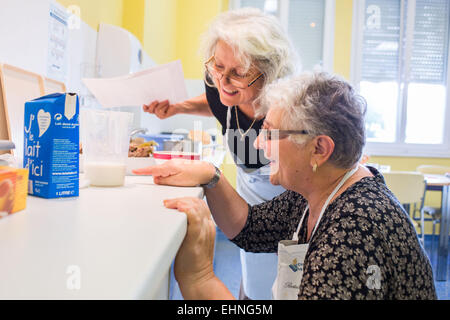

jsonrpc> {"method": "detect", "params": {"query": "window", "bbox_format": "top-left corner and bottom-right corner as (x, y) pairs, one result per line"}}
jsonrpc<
(232, 0), (335, 72)
(351, 0), (450, 157)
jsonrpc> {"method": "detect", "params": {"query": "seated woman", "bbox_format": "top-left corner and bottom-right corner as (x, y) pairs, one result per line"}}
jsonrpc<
(134, 72), (436, 300)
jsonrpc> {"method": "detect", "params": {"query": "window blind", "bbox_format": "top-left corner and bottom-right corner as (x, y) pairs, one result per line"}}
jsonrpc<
(288, 0), (325, 70)
(361, 0), (450, 83)
(410, 0), (450, 84)
(362, 0), (402, 82)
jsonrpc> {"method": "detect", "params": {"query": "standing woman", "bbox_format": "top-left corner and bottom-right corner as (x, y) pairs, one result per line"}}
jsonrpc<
(143, 8), (299, 299)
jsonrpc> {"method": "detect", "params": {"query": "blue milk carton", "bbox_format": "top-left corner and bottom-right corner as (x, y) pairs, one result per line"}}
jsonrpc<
(23, 93), (79, 198)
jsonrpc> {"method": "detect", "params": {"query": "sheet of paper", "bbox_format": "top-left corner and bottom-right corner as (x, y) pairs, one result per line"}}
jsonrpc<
(47, 3), (69, 83)
(82, 60), (188, 108)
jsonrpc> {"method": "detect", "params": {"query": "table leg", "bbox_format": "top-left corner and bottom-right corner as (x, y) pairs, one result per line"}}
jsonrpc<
(436, 185), (449, 281)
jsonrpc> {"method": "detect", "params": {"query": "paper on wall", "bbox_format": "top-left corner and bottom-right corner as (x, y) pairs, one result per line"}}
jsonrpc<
(47, 3), (69, 83)
(82, 60), (188, 108)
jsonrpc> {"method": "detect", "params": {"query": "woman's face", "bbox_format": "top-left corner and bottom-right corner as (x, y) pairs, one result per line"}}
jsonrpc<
(255, 108), (312, 189)
(211, 40), (264, 108)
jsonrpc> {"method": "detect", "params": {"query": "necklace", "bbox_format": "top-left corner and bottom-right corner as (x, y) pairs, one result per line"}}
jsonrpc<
(235, 106), (257, 141)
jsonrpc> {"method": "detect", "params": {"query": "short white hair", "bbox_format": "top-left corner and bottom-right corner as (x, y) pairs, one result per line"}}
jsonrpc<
(261, 73), (367, 169)
(200, 8), (300, 103)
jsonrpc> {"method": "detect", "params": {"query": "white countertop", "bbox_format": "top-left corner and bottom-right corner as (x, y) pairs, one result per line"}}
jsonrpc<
(0, 175), (203, 299)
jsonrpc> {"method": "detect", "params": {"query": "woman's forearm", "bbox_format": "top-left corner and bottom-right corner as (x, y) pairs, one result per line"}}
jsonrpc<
(205, 172), (249, 239)
(178, 275), (235, 300)
(137, 159), (248, 239)
(180, 93), (213, 117)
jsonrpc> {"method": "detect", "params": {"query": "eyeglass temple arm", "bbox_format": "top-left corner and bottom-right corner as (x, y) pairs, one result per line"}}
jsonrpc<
(248, 73), (264, 87)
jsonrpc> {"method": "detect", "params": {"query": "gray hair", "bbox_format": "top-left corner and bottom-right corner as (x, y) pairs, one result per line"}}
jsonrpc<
(200, 8), (299, 105)
(261, 72), (367, 169)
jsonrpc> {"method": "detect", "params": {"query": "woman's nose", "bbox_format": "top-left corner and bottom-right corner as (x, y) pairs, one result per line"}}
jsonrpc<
(219, 73), (232, 86)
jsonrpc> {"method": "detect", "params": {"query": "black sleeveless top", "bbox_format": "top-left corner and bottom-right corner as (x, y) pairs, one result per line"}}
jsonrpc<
(205, 83), (269, 170)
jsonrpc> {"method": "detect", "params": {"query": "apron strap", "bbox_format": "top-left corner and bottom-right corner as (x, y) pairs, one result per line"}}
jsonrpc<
(292, 206), (308, 242)
(226, 106), (232, 131)
(223, 106), (233, 148)
(292, 164), (360, 242)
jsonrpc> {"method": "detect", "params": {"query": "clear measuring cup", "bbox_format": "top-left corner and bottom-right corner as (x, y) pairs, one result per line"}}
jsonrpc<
(81, 108), (133, 187)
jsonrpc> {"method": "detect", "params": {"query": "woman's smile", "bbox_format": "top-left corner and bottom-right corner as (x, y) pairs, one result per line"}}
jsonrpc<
(221, 87), (239, 96)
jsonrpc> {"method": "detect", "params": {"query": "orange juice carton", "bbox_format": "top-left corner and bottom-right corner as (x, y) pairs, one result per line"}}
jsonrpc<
(0, 166), (29, 217)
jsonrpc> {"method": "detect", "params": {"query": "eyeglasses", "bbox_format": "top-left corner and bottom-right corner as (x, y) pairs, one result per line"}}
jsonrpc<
(204, 55), (263, 89)
(260, 129), (309, 141)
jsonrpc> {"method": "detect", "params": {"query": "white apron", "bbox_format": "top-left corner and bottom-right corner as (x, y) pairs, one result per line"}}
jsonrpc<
(271, 165), (359, 300)
(225, 107), (285, 300)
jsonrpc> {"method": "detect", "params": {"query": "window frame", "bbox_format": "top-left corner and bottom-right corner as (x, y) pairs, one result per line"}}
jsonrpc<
(350, 0), (450, 158)
(230, 0), (336, 73)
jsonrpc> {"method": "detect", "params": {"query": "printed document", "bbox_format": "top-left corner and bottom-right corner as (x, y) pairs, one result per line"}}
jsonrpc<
(82, 60), (188, 108)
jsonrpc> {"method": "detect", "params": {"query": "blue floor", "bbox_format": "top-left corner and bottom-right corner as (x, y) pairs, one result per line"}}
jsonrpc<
(170, 228), (450, 300)
(423, 235), (450, 300)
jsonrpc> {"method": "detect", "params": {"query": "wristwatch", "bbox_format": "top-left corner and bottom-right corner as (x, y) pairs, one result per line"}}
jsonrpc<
(201, 165), (221, 189)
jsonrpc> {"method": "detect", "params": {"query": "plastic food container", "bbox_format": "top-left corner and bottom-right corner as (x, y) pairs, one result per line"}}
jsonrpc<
(153, 151), (200, 165)
(136, 133), (185, 151)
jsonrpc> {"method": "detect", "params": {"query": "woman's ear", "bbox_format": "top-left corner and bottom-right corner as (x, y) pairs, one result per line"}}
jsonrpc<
(310, 135), (335, 169)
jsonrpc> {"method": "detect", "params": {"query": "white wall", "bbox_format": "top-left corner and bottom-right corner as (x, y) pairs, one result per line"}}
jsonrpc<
(0, 0), (51, 76)
(0, 0), (97, 92)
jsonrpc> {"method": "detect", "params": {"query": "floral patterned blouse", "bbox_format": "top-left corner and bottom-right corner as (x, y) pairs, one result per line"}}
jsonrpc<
(231, 167), (437, 300)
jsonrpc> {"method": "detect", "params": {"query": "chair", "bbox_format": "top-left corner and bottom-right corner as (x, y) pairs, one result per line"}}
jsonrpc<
(415, 165), (450, 250)
(383, 171), (426, 244)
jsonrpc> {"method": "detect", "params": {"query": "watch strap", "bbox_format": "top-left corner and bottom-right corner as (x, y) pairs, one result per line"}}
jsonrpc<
(201, 165), (221, 189)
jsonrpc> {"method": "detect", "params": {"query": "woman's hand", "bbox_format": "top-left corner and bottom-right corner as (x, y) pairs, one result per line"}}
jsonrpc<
(164, 197), (216, 288)
(132, 159), (216, 187)
(143, 94), (213, 118)
(143, 100), (183, 119)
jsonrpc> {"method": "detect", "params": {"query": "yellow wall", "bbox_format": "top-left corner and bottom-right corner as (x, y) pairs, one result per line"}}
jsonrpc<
(142, 0), (178, 63)
(175, 0), (227, 78)
(369, 156), (450, 172)
(122, 0), (146, 43)
(141, 0), (228, 78)
(333, 0), (353, 79)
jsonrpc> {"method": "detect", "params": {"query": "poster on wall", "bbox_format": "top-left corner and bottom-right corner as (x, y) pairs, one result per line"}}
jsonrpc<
(47, 3), (69, 83)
